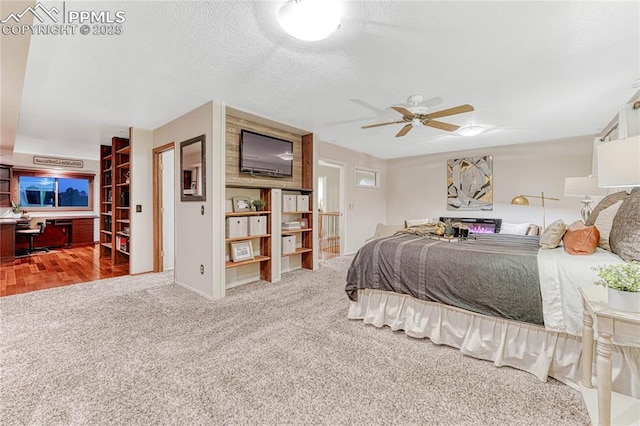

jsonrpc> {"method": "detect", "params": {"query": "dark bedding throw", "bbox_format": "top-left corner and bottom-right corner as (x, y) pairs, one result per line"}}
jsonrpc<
(345, 233), (544, 325)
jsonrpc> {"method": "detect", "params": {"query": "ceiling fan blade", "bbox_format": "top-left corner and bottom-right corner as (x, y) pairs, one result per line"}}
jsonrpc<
(427, 104), (474, 119)
(424, 120), (460, 132)
(361, 120), (404, 129)
(391, 106), (414, 117)
(396, 124), (413, 137)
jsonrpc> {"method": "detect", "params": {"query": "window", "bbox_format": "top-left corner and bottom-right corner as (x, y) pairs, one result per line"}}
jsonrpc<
(14, 170), (94, 210)
(355, 167), (379, 188)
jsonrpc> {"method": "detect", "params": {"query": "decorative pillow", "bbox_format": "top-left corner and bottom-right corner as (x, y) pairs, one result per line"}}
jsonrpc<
(594, 200), (623, 251)
(609, 190), (640, 262)
(404, 217), (434, 228)
(585, 191), (629, 226)
(499, 222), (531, 235)
(369, 223), (405, 241)
(563, 221), (600, 255)
(526, 225), (542, 236)
(539, 219), (566, 249)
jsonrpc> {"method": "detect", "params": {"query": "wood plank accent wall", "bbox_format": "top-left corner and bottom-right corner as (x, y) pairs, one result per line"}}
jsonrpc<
(226, 114), (304, 189)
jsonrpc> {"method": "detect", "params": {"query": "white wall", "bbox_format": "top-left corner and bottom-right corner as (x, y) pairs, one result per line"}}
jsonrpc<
(161, 149), (175, 271)
(386, 135), (596, 228)
(319, 141), (387, 254)
(153, 101), (225, 299)
(130, 127), (153, 275)
(318, 164), (340, 212)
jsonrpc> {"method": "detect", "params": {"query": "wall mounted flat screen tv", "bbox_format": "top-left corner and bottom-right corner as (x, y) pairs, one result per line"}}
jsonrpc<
(240, 130), (293, 178)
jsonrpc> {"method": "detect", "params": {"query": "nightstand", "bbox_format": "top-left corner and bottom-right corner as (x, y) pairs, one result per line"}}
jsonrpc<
(579, 287), (640, 426)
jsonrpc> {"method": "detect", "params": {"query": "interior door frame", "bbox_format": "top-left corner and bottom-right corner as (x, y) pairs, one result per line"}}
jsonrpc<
(318, 158), (346, 255)
(152, 142), (175, 272)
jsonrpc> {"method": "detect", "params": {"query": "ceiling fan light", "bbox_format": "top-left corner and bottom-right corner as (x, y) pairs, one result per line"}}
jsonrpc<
(458, 125), (484, 137)
(277, 0), (342, 41)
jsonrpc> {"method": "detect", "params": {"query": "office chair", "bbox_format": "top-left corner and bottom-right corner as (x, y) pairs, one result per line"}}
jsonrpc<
(16, 217), (49, 255)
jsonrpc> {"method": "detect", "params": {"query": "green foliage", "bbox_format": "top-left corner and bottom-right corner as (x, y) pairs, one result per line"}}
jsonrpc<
(251, 199), (266, 210)
(11, 201), (21, 213)
(444, 218), (454, 236)
(593, 262), (640, 292)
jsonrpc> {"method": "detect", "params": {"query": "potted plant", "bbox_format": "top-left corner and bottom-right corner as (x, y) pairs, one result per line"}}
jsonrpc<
(251, 199), (266, 212)
(444, 219), (455, 238)
(11, 201), (22, 218)
(593, 262), (640, 312)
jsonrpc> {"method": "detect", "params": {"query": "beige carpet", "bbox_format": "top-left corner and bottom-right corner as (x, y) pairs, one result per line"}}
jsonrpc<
(0, 257), (589, 425)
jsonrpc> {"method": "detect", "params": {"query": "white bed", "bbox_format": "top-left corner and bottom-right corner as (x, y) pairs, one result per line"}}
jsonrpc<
(348, 246), (640, 398)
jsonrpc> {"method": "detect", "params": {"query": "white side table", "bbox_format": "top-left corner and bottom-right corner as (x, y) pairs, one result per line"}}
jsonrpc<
(579, 287), (640, 426)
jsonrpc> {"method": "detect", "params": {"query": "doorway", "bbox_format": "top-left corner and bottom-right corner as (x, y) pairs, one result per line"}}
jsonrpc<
(317, 160), (345, 260)
(153, 143), (175, 272)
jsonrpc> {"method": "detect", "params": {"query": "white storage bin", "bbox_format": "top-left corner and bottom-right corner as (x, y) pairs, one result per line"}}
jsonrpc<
(226, 217), (248, 238)
(282, 235), (296, 254)
(283, 194), (297, 212)
(249, 215), (267, 236)
(296, 195), (309, 212)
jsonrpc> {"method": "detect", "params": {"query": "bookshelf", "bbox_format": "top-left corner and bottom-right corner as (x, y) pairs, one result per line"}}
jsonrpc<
(99, 137), (130, 267)
(225, 187), (272, 282)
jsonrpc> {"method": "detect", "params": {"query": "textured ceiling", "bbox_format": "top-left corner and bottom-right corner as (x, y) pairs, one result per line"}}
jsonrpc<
(13, 1), (640, 160)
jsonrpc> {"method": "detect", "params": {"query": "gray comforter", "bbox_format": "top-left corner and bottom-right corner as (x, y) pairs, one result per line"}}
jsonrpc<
(345, 233), (544, 325)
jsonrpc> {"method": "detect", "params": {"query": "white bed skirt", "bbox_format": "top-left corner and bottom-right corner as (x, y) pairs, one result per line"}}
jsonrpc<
(348, 289), (640, 398)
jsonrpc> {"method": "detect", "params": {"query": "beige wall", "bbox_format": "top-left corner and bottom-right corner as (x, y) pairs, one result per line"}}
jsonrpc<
(225, 114), (304, 189)
(386, 135), (596, 228)
(130, 128), (153, 275)
(153, 101), (226, 299)
(319, 141), (387, 254)
(318, 164), (340, 212)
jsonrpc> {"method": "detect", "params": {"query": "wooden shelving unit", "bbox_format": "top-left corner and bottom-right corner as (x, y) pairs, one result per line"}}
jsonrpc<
(224, 187), (272, 281)
(281, 188), (314, 269)
(0, 164), (12, 208)
(99, 145), (113, 259)
(226, 234), (270, 243)
(281, 247), (312, 257)
(113, 137), (130, 265)
(225, 255), (270, 269)
(223, 123), (315, 287)
(99, 137), (130, 267)
(226, 210), (272, 217)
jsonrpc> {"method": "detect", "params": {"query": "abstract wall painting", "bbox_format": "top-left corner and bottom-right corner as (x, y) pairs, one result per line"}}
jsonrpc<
(447, 156), (493, 211)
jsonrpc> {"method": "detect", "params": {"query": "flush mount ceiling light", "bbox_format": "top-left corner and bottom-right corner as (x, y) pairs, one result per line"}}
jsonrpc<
(458, 125), (485, 137)
(277, 0), (342, 41)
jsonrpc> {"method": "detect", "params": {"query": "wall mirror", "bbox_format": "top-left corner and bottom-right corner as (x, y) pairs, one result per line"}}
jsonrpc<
(180, 134), (206, 202)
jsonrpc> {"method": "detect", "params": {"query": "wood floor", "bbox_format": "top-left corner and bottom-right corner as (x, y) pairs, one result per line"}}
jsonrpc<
(0, 244), (129, 297)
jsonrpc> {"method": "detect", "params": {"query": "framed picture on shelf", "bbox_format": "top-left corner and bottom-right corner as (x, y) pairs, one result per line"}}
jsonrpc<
(232, 197), (251, 212)
(230, 241), (254, 262)
(298, 218), (308, 229)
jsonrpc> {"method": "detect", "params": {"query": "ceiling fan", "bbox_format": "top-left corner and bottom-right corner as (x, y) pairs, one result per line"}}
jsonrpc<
(362, 94), (474, 137)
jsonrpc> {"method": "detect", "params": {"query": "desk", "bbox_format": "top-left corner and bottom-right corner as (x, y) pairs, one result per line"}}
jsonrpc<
(0, 219), (17, 262)
(579, 287), (640, 426)
(12, 216), (97, 255)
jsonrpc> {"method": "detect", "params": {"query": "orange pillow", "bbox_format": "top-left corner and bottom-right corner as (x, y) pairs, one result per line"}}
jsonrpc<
(563, 221), (600, 255)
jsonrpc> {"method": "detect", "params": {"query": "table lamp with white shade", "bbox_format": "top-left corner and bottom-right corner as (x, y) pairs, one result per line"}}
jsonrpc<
(597, 135), (640, 188)
(564, 176), (608, 223)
